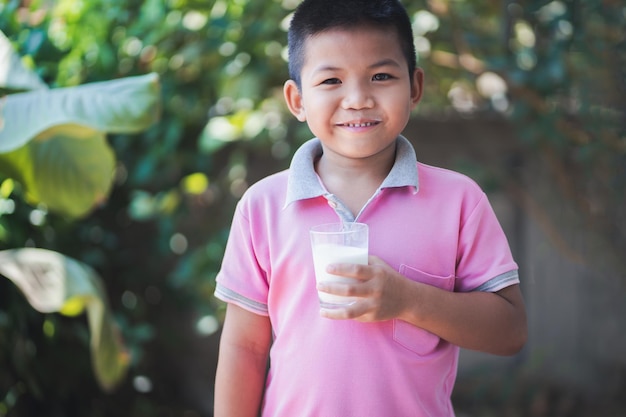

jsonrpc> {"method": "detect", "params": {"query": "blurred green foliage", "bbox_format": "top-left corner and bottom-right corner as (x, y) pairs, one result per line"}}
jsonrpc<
(0, 0), (623, 416)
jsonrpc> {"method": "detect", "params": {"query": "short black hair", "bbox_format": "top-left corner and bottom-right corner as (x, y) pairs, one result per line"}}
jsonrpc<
(287, 0), (417, 88)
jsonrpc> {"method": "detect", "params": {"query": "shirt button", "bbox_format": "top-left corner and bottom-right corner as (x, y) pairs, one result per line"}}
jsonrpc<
(328, 200), (337, 208)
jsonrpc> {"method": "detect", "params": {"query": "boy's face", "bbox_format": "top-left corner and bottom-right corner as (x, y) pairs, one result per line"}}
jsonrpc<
(284, 25), (423, 162)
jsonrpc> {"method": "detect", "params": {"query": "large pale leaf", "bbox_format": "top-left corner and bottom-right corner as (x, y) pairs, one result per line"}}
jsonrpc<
(0, 248), (130, 392)
(0, 31), (48, 91)
(0, 131), (115, 218)
(0, 72), (160, 218)
(0, 72), (160, 153)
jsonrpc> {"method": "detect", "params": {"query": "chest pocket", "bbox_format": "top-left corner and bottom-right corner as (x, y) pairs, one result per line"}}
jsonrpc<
(393, 265), (455, 356)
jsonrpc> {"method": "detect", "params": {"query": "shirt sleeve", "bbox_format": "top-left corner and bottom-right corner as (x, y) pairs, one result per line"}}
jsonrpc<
(214, 201), (270, 316)
(455, 193), (520, 293)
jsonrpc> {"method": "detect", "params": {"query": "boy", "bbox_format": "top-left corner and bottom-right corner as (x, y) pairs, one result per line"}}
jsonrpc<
(213, 0), (527, 416)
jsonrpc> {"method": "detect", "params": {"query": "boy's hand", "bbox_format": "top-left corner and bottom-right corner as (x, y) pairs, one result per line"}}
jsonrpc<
(317, 255), (413, 322)
(317, 256), (527, 356)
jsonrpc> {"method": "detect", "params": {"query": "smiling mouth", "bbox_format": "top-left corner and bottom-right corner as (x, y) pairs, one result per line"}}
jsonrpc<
(340, 121), (379, 128)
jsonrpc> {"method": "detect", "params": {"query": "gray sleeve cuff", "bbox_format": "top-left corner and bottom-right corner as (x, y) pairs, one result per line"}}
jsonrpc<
(214, 283), (269, 316)
(472, 270), (520, 292)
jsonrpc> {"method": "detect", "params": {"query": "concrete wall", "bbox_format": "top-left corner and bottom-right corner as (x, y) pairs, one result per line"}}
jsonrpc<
(404, 116), (626, 407)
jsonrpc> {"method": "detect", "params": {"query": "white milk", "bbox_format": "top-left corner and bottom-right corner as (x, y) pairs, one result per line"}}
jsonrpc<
(312, 243), (368, 307)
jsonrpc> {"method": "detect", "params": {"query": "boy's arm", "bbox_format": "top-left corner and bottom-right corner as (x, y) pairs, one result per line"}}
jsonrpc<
(318, 256), (527, 356)
(214, 303), (272, 417)
(400, 281), (526, 355)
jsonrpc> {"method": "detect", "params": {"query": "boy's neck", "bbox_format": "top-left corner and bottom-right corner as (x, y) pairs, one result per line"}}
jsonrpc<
(315, 142), (396, 217)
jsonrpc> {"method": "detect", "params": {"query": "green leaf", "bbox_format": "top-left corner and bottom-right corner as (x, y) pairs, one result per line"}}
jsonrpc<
(0, 30), (48, 91)
(0, 130), (116, 218)
(0, 72), (161, 218)
(0, 72), (161, 153)
(0, 248), (130, 392)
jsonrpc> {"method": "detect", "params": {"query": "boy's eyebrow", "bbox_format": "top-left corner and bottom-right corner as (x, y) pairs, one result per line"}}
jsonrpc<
(312, 58), (403, 74)
(369, 58), (403, 69)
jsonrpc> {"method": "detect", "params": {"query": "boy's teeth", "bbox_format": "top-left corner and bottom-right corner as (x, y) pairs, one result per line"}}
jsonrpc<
(347, 122), (373, 127)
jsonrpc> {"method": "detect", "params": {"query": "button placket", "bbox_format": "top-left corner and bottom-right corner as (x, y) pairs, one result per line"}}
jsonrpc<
(324, 195), (354, 223)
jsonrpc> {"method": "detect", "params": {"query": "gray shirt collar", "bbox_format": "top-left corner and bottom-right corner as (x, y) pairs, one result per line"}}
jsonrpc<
(284, 135), (419, 207)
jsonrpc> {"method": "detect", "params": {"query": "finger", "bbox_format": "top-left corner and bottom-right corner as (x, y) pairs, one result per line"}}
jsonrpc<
(326, 263), (369, 279)
(320, 302), (370, 320)
(320, 297), (380, 320)
(319, 306), (353, 320)
(316, 281), (367, 297)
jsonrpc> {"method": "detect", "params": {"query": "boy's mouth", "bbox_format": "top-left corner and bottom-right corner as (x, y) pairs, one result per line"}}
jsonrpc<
(338, 120), (380, 128)
(345, 122), (375, 127)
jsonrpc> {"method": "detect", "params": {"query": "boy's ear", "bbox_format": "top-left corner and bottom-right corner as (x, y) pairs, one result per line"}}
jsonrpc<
(410, 68), (425, 107)
(283, 80), (306, 122)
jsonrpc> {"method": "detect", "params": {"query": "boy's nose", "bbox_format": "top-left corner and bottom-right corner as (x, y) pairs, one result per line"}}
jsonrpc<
(341, 83), (374, 110)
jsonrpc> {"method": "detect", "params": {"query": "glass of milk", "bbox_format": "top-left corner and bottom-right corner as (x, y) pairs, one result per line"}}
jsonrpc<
(310, 222), (368, 309)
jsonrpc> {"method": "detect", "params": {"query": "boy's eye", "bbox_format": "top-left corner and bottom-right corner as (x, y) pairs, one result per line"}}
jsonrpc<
(321, 78), (341, 85)
(372, 73), (393, 81)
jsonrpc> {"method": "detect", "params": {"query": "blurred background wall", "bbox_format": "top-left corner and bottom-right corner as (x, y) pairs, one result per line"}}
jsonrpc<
(403, 117), (626, 415)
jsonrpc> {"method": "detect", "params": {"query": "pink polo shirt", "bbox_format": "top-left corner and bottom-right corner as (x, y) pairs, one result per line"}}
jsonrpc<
(215, 136), (519, 417)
